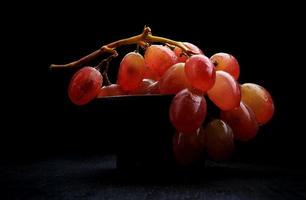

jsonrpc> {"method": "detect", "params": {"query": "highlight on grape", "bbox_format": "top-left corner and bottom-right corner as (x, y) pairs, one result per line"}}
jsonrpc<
(50, 26), (275, 165)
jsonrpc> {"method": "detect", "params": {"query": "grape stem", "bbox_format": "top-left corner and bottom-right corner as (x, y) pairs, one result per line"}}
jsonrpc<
(50, 26), (194, 69)
(95, 54), (116, 86)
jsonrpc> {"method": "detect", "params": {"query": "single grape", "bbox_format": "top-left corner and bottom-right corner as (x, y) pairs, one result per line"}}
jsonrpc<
(129, 79), (155, 95)
(210, 53), (240, 80)
(117, 52), (146, 92)
(204, 119), (234, 161)
(146, 81), (160, 94)
(185, 55), (216, 92)
(172, 128), (206, 166)
(97, 84), (125, 98)
(174, 42), (204, 62)
(241, 83), (274, 125)
(144, 45), (178, 77)
(143, 66), (160, 81)
(169, 89), (207, 134)
(159, 63), (190, 94)
(68, 66), (103, 105)
(220, 102), (258, 141)
(207, 71), (241, 111)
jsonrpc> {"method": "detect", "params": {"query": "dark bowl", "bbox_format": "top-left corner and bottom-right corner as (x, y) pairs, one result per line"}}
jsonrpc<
(89, 94), (176, 169)
(78, 94), (221, 170)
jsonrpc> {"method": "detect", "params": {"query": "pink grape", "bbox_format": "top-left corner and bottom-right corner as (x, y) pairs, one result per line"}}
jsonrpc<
(204, 119), (234, 161)
(117, 52), (146, 92)
(210, 53), (240, 80)
(221, 102), (258, 141)
(97, 84), (125, 98)
(68, 66), (103, 105)
(143, 66), (160, 81)
(169, 89), (207, 134)
(207, 71), (241, 110)
(159, 63), (190, 94)
(241, 83), (275, 125)
(144, 45), (178, 77)
(174, 42), (204, 62)
(146, 81), (160, 94)
(129, 79), (155, 95)
(185, 55), (216, 92)
(172, 128), (206, 166)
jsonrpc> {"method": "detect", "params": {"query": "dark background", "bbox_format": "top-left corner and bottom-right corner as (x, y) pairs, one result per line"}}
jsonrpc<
(2, 2), (305, 167)
(2, 2), (306, 200)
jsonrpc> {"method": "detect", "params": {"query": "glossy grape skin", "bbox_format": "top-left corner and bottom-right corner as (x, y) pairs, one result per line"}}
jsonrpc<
(169, 89), (207, 134)
(146, 81), (160, 94)
(220, 102), (258, 141)
(241, 83), (275, 125)
(144, 45), (178, 77)
(143, 66), (160, 81)
(185, 55), (216, 92)
(68, 66), (103, 105)
(117, 52), (146, 92)
(159, 63), (190, 94)
(129, 79), (155, 95)
(172, 128), (206, 166)
(174, 42), (204, 62)
(210, 53), (240, 80)
(97, 84), (125, 98)
(207, 71), (241, 111)
(204, 119), (234, 161)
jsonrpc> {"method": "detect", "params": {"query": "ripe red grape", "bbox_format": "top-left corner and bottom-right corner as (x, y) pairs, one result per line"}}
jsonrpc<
(207, 71), (241, 110)
(146, 81), (160, 94)
(97, 84), (125, 98)
(210, 53), (240, 80)
(174, 42), (203, 62)
(185, 55), (216, 92)
(241, 83), (275, 125)
(169, 89), (207, 134)
(144, 45), (177, 77)
(129, 79), (155, 95)
(159, 63), (190, 94)
(220, 102), (258, 141)
(117, 52), (146, 92)
(68, 66), (103, 105)
(204, 119), (234, 161)
(143, 66), (160, 81)
(172, 128), (205, 166)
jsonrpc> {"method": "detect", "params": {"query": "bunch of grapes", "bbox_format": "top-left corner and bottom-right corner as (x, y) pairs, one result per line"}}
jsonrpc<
(54, 27), (274, 166)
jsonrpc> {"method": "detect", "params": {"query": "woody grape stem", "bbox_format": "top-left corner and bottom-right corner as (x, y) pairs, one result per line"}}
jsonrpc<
(50, 26), (195, 69)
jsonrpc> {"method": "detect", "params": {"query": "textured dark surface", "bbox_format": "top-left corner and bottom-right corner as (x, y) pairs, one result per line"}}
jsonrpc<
(1, 155), (306, 200)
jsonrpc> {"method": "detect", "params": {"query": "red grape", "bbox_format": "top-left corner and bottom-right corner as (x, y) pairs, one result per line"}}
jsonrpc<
(129, 79), (155, 95)
(143, 66), (160, 81)
(172, 128), (206, 166)
(146, 81), (160, 94)
(68, 66), (103, 105)
(207, 71), (241, 110)
(174, 42), (203, 62)
(221, 102), (258, 141)
(210, 53), (240, 80)
(185, 55), (216, 92)
(169, 89), (207, 134)
(241, 83), (274, 125)
(97, 84), (125, 98)
(117, 52), (145, 92)
(159, 63), (190, 94)
(204, 119), (234, 161)
(144, 45), (177, 77)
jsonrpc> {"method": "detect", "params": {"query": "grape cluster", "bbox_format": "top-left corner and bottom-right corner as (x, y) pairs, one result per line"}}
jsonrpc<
(61, 31), (274, 166)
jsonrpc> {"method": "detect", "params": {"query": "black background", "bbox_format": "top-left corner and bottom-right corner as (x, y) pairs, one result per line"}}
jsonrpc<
(3, 2), (305, 167)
